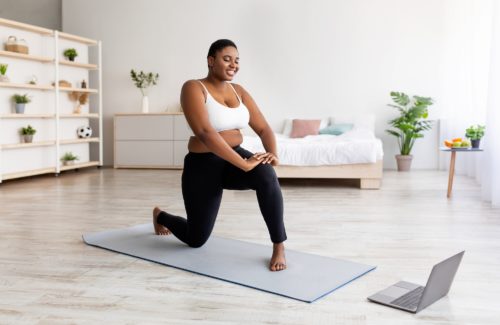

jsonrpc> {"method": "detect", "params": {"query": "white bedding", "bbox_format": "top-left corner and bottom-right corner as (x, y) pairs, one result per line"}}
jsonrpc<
(242, 129), (384, 166)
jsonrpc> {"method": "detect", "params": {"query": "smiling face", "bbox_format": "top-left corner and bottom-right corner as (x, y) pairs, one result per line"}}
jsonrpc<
(208, 46), (239, 81)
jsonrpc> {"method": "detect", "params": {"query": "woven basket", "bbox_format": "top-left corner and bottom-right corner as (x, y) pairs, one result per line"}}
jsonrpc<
(5, 43), (29, 54)
(52, 80), (72, 88)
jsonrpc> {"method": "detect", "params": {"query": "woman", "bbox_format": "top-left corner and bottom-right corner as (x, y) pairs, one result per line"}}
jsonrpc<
(153, 39), (287, 271)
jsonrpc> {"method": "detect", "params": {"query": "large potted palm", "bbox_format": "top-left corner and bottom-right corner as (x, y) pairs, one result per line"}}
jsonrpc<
(386, 91), (434, 171)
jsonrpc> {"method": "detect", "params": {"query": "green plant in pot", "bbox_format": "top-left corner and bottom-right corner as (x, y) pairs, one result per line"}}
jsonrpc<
(60, 152), (79, 166)
(0, 63), (9, 82)
(386, 91), (434, 171)
(465, 125), (485, 149)
(12, 93), (32, 114)
(130, 69), (159, 113)
(63, 48), (78, 61)
(20, 125), (36, 143)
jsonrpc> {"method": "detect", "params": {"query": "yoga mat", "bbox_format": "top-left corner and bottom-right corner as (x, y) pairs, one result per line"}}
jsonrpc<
(83, 224), (375, 303)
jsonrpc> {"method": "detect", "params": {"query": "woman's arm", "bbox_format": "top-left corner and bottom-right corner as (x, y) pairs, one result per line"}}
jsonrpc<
(233, 84), (279, 166)
(181, 80), (262, 171)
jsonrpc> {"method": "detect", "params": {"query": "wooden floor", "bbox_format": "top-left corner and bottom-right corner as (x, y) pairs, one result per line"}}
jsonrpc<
(1, 168), (499, 324)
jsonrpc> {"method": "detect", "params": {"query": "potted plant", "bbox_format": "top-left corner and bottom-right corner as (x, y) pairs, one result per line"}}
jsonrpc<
(60, 152), (79, 166)
(0, 63), (9, 82)
(386, 91), (434, 171)
(12, 93), (32, 114)
(465, 125), (485, 149)
(20, 125), (36, 143)
(63, 48), (78, 61)
(130, 69), (159, 113)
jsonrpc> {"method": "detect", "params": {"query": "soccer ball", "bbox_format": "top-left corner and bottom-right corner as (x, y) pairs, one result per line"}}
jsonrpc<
(77, 126), (92, 138)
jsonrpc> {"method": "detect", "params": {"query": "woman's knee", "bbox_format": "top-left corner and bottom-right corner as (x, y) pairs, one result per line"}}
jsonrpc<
(187, 236), (209, 248)
(186, 227), (212, 248)
(253, 164), (279, 188)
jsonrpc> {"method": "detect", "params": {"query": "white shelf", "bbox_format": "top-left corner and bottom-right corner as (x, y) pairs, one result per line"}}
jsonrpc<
(58, 32), (98, 45)
(60, 138), (99, 145)
(59, 60), (98, 70)
(60, 113), (99, 119)
(2, 167), (56, 181)
(59, 86), (98, 94)
(1, 140), (56, 150)
(0, 82), (53, 91)
(0, 82), (98, 93)
(0, 114), (55, 119)
(115, 112), (184, 116)
(0, 18), (53, 35)
(0, 50), (53, 63)
(60, 161), (99, 171)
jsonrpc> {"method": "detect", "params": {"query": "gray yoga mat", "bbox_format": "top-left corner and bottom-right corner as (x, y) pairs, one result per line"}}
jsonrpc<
(83, 224), (375, 303)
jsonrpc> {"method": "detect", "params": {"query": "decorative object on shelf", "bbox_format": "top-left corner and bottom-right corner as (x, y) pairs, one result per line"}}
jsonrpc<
(130, 69), (159, 113)
(63, 48), (78, 61)
(4, 36), (29, 54)
(0, 63), (9, 82)
(81, 79), (87, 88)
(465, 125), (485, 149)
(77, 126), (92, 138)
(29, 75), (37, 85)
(386, 91), (434, 171)
(12, 93), (32, 114)
(60, 152), (79, 166)
(69, 91), (89, 114)
(52, 80), (72, 88)
(20, 125), (36, 143)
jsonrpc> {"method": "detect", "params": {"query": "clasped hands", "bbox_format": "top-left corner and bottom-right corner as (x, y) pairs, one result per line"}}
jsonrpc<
(244, 152), (279, 171)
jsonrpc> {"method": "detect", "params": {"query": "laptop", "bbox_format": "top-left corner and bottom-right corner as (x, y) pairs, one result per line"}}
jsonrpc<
(367, 251), (464, 313)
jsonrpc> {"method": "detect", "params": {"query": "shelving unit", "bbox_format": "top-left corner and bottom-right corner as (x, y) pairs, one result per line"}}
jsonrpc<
(59, 60), (98, 70)
(0, 50), (53, 63)
(60, 137), (99, 145)
(0, 17), (103, 183)
(0, 82), (53, 90)
(1, 114), (55, 118)
(1, 140), (56, 149)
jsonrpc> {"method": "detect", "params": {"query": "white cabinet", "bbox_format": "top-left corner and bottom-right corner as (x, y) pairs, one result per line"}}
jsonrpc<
(114, 113), (190, 169)
(0, 18), (103, 183)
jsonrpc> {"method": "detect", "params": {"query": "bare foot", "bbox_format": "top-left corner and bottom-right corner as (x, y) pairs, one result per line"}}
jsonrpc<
(269, 242), (287, 271)
(153, 207), (171, 235)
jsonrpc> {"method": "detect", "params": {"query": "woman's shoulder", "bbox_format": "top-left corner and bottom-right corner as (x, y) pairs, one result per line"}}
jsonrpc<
(182, 79), (203, 88)
(230, 82), (248, 98)
(181, 79), (205, 95)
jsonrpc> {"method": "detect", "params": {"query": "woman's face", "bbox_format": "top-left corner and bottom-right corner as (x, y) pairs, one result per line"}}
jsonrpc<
(208, 46), (239, 81)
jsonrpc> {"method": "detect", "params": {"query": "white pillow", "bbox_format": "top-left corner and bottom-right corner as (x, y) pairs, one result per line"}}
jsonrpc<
(329, 114), (375, 133)
(282, 118), (329, 136)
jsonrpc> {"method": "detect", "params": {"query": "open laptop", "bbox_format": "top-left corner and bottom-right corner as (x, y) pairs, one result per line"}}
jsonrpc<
(367, 251), (464, 313)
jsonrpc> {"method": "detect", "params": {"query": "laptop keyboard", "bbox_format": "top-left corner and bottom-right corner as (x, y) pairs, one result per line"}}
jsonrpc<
(390, 286), (425, 310)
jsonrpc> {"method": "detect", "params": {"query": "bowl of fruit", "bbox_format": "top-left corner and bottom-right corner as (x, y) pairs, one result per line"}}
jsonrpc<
(444, 138), (471, 149)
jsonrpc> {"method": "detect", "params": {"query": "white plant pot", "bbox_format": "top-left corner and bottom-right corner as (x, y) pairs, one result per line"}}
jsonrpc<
(142, 96), (149, 113)
(15, 103), (25, 114)
(23, 135), (33, 143)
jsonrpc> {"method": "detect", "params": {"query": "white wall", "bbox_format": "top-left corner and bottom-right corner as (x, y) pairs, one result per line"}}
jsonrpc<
(62, 0), (445, 168)
(0, 0), (61, 30)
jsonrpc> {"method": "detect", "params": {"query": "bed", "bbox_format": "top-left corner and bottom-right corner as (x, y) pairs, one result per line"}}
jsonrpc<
(241, 122), (384, 189)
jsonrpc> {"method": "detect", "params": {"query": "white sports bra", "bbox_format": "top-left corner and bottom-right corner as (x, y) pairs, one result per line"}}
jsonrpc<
(198, 81), (250, 132)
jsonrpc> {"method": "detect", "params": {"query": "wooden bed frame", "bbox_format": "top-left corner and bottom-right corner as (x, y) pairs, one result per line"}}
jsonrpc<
(274, 160), (383, 189)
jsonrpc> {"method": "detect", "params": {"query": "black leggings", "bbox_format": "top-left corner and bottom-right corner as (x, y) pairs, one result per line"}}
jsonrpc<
(157, 146), (287, 247)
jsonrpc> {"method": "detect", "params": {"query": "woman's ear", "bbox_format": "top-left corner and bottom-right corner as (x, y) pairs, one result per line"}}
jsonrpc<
(207, 56), (215, 68)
